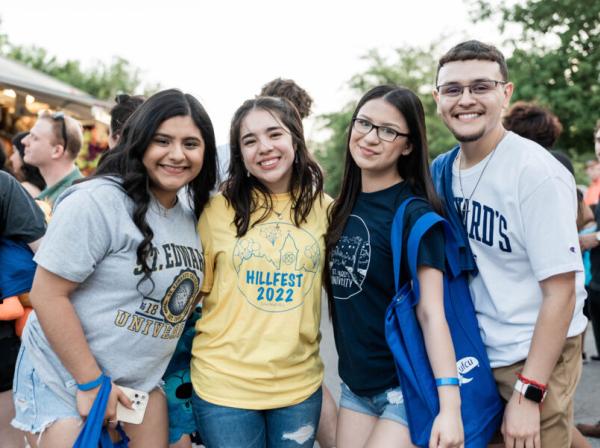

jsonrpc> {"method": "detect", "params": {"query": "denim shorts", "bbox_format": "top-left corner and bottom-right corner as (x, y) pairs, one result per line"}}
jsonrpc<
(339, 382), (408, 425)
(11, 345), (81, 434)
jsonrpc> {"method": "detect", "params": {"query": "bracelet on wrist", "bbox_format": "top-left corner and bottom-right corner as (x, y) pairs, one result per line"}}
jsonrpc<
(435, 377), (460, 387)
(77, 372), (105, 391)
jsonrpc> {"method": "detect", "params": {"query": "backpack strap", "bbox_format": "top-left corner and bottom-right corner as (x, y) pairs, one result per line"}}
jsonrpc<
(391, 197), (427, 292)
(406, 212), (463, 298)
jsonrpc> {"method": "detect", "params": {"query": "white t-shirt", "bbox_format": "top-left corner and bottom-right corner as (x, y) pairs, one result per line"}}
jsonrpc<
(451, 131), (587, 367)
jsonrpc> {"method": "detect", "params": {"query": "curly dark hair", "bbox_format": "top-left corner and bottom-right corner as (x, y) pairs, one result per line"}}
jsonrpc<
(93, 89), (217, 281)
(503, 101), (563, 149)
(260, 78), (313, 119)
(224, 96), (323, 237)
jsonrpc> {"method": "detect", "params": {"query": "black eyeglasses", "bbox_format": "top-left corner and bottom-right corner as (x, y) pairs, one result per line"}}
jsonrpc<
(436, 80), (507, 97)
(50, 111), (68, 150)
(352, 118), (410, 142)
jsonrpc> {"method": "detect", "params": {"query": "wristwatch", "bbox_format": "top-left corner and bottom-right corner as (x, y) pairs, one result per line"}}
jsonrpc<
(514, 378), (547, 403)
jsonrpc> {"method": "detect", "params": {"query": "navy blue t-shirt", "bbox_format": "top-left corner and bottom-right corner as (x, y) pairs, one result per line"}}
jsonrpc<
(330, 182), (445, 396)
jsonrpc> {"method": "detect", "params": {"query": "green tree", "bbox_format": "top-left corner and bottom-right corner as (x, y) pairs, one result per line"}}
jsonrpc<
(0, 21), (151, 100)
(471, 0), (600, 160)
(315, 44), (455, 195)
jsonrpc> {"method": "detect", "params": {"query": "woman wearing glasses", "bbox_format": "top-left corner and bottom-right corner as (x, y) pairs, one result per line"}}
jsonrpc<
(12, 89), (217, 447)
(325, 85), (464, 447)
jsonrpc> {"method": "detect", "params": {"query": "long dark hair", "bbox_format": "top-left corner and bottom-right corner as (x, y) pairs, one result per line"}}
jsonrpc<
(93, 89), (217, 279)
(11, 132), (46, 191)
(224, 96), (323, 237)
(324, 85), (442, 316)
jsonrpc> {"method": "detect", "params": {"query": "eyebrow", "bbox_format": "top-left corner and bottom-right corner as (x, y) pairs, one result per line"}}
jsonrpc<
(357, 114), (403, 130)
(441, 77), (497, 84)
(154, 132), (202, 141)
(241, 126), (285, 140)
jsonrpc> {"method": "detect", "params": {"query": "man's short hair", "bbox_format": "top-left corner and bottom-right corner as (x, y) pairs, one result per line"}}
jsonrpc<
(259, 78), (313, 120)
(436, 40), (509, 84)
(39, 111), (83, 160)
(503, 101), (563, 149)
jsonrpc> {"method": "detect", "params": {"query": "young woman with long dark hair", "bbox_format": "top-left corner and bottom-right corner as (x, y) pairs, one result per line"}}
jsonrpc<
(190, 96), (330, 448)
(325, 85), (463, 448)
(12, 89), (217, 448)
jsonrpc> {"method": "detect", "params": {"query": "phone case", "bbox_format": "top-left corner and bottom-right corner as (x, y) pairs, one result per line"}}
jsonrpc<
(115, 385), (149, 424)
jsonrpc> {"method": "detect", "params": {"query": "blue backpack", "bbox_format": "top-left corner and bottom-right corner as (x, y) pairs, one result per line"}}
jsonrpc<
(384, 198), (503, 447)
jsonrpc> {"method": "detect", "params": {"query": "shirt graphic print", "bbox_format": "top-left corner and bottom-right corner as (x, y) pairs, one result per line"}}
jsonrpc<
(330, 215), (371, 300)
(234, 221), (321, 312)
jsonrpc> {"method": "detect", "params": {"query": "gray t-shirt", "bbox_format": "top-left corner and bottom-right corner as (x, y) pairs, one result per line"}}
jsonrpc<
(22, 178), (204, 405)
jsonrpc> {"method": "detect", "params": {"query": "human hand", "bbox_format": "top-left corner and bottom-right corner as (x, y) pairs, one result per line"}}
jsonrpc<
(76, 381), (133, 423)
(429, 409), (464, 448)
(501, 391), (540, 448)
(579, 233), (598, 251)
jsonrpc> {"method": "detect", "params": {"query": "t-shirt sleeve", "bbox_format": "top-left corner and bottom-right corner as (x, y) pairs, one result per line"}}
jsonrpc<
(404, 201), (446, 273)
(198, 207), (216, 294)
(521, 175), (582, 280)
(0, 173), (46, 242)
(34, 190), (112, 283)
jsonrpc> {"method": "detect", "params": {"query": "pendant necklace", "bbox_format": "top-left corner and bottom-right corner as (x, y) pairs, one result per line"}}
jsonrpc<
(457, 131), (505, 221)
(271, 198), (292, 230)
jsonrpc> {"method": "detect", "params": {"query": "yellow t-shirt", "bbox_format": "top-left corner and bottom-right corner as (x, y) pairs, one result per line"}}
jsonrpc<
(191, 192), (332, 409)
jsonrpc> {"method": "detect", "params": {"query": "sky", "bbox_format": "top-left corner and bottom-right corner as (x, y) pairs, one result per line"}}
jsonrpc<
(1, 0), (508, 143)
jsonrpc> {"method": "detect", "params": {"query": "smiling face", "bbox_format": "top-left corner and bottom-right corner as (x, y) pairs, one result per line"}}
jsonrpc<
(349, 98), (412, 182)
(142, 115), (205, 208)
(434, 59), (513, 144)
(239, 108), (295, 194)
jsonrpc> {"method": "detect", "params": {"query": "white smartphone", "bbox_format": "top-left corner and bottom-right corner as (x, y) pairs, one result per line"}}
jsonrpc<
(115, 385), (149, 425)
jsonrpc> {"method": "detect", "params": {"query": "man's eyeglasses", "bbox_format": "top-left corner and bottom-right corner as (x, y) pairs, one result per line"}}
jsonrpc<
(50, 111), (68, 150)
(352, 118), (410, 142)
(436, 80), (507, 97)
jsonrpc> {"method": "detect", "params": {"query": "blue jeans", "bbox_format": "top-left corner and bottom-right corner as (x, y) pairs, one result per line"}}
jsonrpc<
(192, 388), (322, 448)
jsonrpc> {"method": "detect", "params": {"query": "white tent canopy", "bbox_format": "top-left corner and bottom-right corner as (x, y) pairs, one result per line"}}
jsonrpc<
(0, 55), (111, 122)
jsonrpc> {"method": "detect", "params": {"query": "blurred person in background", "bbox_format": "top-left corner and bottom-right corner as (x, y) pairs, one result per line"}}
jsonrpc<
(108, 94), (146, 149)
(9, 132), (46, 198)
(22, 111), (83, 206)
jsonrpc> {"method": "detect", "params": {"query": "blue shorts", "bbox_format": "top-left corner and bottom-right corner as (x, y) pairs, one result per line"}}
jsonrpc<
(339, 382), (408, 426)
(11, 345), (81, 434)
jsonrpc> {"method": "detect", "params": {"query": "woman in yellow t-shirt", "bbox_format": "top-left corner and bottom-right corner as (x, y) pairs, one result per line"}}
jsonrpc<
(191, 96), (331, 447)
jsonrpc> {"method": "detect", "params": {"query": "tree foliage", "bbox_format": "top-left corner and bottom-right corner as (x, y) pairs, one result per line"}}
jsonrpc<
(315, 44), (455, 195)
(471, 0), (600, 158)
(0, 22), (151, 100)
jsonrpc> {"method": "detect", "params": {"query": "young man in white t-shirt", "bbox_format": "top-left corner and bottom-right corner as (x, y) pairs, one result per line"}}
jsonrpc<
(430, 40), (587, 447)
